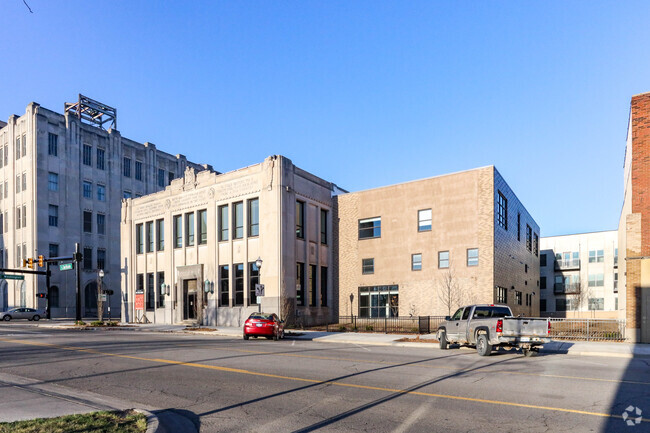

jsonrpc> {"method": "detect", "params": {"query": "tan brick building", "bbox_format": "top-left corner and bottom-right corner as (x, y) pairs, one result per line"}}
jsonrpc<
(618, 92), (650, 343)
(336, 166), (540, 319)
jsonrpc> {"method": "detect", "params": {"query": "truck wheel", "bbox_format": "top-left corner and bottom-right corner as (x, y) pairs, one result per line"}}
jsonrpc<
(439, 331), (448, 350)
(476, 334), (492, 356)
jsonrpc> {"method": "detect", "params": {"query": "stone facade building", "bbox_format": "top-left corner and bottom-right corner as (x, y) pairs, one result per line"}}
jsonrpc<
(336, 166), (540, 319)
(120, 155), (335, 327)
(540, 231), (619, 319)
(618, 92), (650, 343)
(0, 98), (204, 317)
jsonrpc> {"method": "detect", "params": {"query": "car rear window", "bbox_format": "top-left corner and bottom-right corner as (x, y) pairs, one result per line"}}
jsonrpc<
(249, 313), (273, 320)
(472, 306), (511, 318)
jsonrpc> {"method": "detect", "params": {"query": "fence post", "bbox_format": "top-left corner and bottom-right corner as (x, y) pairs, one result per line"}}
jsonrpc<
(587, 320), (590, 342)
(385, 316), (387, 334)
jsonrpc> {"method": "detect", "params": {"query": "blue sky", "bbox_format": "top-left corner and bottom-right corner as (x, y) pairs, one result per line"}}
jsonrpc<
(2, 1), (649, 236)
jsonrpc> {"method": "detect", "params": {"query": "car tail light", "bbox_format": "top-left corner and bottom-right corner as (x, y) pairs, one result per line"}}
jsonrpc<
(496, 319), (503, 333)
(548, 320), (551, 335)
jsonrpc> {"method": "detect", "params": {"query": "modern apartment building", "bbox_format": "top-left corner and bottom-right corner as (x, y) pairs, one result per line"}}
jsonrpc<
(0, 95), (205, 317)
(120, 155), (335, 327)
(618, 92), (650, 343)
(539, 231), (619, 319)
(336, 166), (540, 318)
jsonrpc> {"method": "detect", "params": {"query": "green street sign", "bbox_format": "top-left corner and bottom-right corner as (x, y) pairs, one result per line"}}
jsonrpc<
(59, 263), (74, 271)
(0, 274), (25, 280)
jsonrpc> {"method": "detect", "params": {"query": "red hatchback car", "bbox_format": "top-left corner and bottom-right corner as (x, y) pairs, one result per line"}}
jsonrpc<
(243, 313), (285, 340)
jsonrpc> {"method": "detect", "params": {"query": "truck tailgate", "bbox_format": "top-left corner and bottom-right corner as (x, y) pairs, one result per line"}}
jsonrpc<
(501, 318), (549, 338)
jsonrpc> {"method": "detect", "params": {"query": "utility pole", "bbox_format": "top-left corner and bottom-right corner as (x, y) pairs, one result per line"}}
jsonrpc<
(75, 243), (82, 321)
(45, 261), (51, 319)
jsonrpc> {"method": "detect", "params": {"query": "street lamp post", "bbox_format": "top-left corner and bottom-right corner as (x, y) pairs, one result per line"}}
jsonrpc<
(161, 283), (170, 324)
(255, 257), (263, 313)
(203, 280), (214, 325)
(98, 269), (105, 321)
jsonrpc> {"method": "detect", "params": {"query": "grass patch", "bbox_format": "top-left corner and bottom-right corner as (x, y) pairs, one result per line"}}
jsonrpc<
(0, 410), (147, 433)
(185, 327), (216, 332)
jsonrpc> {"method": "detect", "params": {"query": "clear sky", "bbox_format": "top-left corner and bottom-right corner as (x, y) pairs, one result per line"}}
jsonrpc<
(2, 1), (650, 236)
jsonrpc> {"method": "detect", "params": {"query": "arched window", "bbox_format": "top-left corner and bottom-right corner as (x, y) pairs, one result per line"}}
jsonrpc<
(50, 286), (59, 308)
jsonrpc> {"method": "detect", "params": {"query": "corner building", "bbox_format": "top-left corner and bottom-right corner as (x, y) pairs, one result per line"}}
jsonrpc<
(121, 155), (335, 326)
(0, 97), (204, 316)
(336, 166), (540, 318)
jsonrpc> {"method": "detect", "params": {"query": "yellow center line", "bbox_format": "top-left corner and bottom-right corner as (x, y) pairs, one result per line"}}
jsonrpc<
(1, 337), (647, 423)
(168, 342), (650, 387)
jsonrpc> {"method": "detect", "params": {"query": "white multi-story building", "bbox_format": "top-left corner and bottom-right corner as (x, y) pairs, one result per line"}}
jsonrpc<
(540, 230), (620, 318)
(0, 95), (206, 317)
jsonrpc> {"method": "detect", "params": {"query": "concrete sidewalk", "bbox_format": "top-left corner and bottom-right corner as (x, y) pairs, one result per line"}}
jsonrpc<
(35, 320), (650, 358)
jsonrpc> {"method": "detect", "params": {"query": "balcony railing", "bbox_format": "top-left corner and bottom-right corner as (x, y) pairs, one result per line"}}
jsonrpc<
(555, 259), (580, 270)
(554, 283), (581, 294)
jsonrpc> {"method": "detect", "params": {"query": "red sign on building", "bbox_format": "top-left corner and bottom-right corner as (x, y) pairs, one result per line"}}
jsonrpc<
(135, 293), (145, 311)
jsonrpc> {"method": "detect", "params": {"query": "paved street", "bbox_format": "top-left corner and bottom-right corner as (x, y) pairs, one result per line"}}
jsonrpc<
(0, 323), (649, 433)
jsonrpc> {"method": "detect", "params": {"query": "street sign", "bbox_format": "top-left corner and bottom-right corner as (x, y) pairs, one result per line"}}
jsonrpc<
(255, 283), (265, 298)
(0, 274), (25, 280)
(59, 263), (74, 271)
(100, 294), (107, 302)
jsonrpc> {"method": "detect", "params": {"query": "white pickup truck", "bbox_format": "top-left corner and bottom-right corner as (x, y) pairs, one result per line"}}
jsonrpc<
(437, 304), (551, 357)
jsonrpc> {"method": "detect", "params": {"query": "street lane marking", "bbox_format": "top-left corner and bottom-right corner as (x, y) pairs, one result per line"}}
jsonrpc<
(167, 342), (650, 387)
(1, 337), (648, 423)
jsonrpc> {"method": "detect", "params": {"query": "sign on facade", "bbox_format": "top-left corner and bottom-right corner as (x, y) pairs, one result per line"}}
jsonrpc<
(135, 293), (145, 311)
(255, 284), (265, 299)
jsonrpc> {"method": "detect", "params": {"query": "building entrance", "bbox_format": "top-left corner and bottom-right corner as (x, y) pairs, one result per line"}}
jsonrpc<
(642, 287), (650, 343)
(183, 279), (198, 320)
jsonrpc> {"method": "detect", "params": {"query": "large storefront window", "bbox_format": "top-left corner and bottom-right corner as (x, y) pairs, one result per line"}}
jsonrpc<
(358, 285), (398, 318)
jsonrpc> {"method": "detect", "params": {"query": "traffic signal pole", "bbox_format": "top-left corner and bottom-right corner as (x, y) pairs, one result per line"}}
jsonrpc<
(75, 243), (82, 322)
(45, 261), (51, 320)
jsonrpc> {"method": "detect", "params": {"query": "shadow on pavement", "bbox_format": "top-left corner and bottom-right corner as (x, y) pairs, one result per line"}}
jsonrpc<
(154, 408), (199, 433)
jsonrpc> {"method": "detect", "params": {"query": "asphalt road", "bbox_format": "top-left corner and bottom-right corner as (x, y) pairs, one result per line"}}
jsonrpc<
(0, 323), (649, 433)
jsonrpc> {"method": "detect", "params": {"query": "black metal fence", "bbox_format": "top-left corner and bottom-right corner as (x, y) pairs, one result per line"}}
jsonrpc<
(331, 316), (446, 334)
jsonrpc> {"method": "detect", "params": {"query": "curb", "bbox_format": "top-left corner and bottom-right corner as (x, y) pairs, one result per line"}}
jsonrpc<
(134, 409), (160, 433)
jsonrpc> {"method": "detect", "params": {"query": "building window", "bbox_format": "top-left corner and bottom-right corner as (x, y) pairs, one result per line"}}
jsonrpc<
(234, 263), (244, 306)
(123, 157), (131, 177)
(614, 248), (618, 266)
(50, 286), (60, 308)
(515, 291), (522, 305)
(526, 225), (532, 252)
(309, 265), (317, 307)
(517, 213), (521, 241)
(48, 172), (59, 191)
(97, 213), (105, 235)
(540, 253), (547, 267)
(158, 168), (165, 187)
(219, 265), (229, 307)
(49, 243), (59, 258)
(83, 211), (92, 233)
(135, 161), (143, 181)
(22, 134), (26, 157)
(358, 217), (381, 239)
(156, 219), (164, 251)
(588, 273), (604, 287)
(83, 181), (92, 199)
(16, 175), (20, 193)
(83, 247), (92, 270)
(48, 205), (58, 227)
(15, 136), (20, 160)
(123, 190), (132, 199)
(412, 254), (422, 271)
(320, 266), (328, 307)
(296, 201), (305, 239)
(233, 202), (243, 239)
(362, 258), (374, 275)
(97, 184), (106, 201)
(588, 250), (604, 263)
(16, 206), (21, 229)
(495, 286), (508, 303)
(168, 172), (174, 185)
(136, 274), (144, 294)
(359, 285), (398, 318)
(614, 272), (618, 292)
(185, 212), (195, 246)
(146, 273), (155, 310)
(136, 223), (144, 254)
(467, 248), (479, 267)
(540, 299), (546, 312)
(197, 210), (207, 245)
(96, 148), (105, 170)
(22, 172), (26, 191)
(438, 251), (450, 269)
(83, 144), (92, 166)
(296, 262), (305, 306)
(320, 209), (328, 244)
(146, 221), (154, 252)
(418, 209), (432, 232)
(615, 297), (618, 310)
(249, 262), (259, 306)
(497, 191), (508, 230)
(173, 215), (182, 248)
(247, 198), (259, 237)
(97, 248), (106, 270)
(533, 233), (539, 256)
(588, 298), (604, 311)
(48, 133), (58, 156)
(540, 276), (546, 290)
(218, 205), (229, 241)
(157, 272), (165, 308)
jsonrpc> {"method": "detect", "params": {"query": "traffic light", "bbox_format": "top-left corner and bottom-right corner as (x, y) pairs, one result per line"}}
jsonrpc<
(27, 258), (34, 268)
(22, 259), (27, 267)
(36, 293), (47, 299)
(38, 255), (44, 267)
(104, 289), (114, 296)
